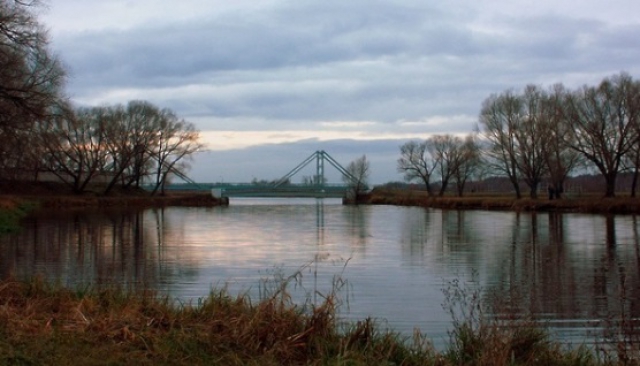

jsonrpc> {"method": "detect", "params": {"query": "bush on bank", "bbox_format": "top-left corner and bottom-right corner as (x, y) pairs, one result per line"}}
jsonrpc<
(0, 277), (629, 366)
(0, 199), (35, 233)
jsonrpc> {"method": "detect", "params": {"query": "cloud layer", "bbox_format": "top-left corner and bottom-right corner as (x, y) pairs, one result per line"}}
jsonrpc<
(42, 0), (640, 183)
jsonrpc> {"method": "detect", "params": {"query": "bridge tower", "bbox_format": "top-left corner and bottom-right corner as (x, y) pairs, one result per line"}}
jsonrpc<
(273, 150), (357, 188)
(316, 151), (324, 186)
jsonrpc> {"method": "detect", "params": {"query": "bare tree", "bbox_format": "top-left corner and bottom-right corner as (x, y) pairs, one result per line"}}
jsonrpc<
(478, 91), (523, 198)
(38, 105), (110, 193)
(149, 109), (204, 195)
(451, 134), (482, 196)
(426, 135), (453, 196)
(564, 73), (640, 197)
(427, 134), (480, 196)
(623, 142), (640, 197)
(0, 0), (66, 180)
(33, 101), (203, 195)
(343, 154), (369, 198)
(541, 84), (582, 198)
(622, 143), (640, 197)
(515, 85), (551, 198)
(479, 86), (553, 199)
(621, 79), (640, 197)
(102, 101), (162, 194)
(99, 105), (128, 194)
(397, 140), (436, 195)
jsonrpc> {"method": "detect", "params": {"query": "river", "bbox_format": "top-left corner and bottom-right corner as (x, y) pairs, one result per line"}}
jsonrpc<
(1, 197), (638, 349)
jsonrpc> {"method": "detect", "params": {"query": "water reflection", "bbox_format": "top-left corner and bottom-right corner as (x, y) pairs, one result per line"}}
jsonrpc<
(392, 208), (640, 343)
(343, 205), (369, 252)
(0, 209), (191, 287)
(483, 213), (640, 344)
(0, 200), (639, 347)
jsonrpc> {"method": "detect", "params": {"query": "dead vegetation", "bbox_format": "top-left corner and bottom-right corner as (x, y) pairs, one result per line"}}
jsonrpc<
(361, 188), (640, 214)
(0, 274), (636, 365)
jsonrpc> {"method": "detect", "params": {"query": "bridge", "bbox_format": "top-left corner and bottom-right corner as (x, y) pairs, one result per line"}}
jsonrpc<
(165, 150), (363, 198)
(165, 182), (350, 198)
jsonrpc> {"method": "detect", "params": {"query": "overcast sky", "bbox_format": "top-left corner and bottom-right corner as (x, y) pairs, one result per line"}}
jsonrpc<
(41, 0), (640, 184)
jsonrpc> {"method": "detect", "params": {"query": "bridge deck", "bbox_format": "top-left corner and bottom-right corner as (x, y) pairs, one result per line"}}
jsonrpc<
(163, 183), (351, 198)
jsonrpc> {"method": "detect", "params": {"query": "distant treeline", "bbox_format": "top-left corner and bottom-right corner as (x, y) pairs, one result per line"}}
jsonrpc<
(378, 172), (640, 197)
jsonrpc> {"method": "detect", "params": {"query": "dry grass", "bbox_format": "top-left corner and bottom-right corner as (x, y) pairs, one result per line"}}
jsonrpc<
(362, 188), (640, 214)
(0, 276), (434, 365)
(441, 277), (601, 366)
(0, 274), (635, 365)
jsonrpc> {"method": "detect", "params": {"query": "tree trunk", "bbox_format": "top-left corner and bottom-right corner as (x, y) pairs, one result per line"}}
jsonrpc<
(508, 176), (521, 199)
(456, 181), (466, 197)
(631, 168), (639, 198)
(424, 180), (433, 196)
(553, 180), (564, 199)
(604, 173), (617, 197)
(529, 181), (539, 199)
(102, 168), (127, 195)
(160, 171), (169, 196)
(438, 178), (449, 196)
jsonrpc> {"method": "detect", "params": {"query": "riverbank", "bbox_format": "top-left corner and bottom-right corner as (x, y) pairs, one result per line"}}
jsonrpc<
(0, 181), (227, 210)
(0, 182), (227, 232)
(358, 188), (640, 214)
(0, 277), (617, 365)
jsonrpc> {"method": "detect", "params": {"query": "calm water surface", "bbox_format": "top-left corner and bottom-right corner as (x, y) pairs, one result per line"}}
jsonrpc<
(1, 197), (639, 348)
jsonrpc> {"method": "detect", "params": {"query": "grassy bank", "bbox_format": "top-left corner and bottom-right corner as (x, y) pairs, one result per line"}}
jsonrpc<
(360, 188), (640, 214)
(0, 181), (226, 212)
(0, 276), (634, 365)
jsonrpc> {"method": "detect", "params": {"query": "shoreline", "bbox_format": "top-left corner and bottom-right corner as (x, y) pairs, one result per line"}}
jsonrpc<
(34, 191), (227, 209)
(0, 190), (227, 233)
(0, 181), (228, 211)
(1, 192), (227, 211)
(4, 184), (640, 215)
(355, 188), (640, 215)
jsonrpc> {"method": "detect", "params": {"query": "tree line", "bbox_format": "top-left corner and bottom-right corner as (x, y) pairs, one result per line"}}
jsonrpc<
(0, 1), (203, 195)
(398, 72), (640, 198)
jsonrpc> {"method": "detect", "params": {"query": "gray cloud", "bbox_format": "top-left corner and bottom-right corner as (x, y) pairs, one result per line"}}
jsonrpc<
(42, 0), (640, 183)
(58, 3), (471, 86)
